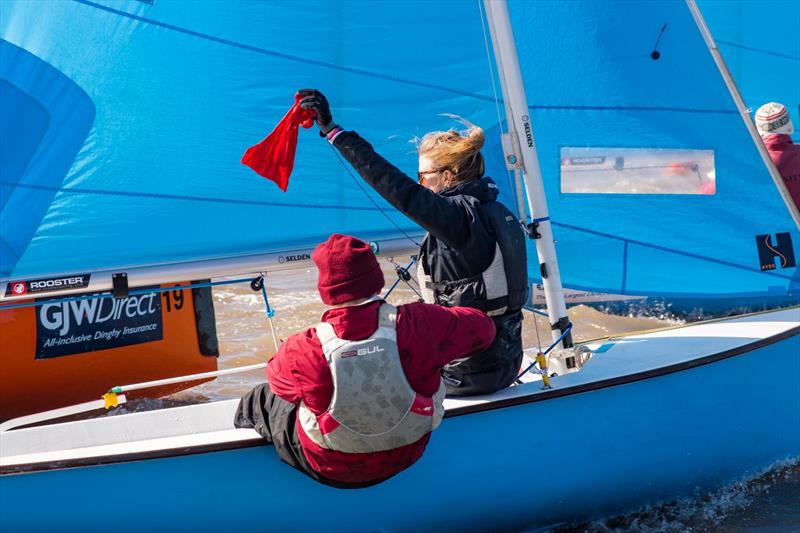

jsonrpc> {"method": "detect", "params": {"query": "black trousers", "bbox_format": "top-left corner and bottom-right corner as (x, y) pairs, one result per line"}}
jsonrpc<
(442, 310), (524, 397)
(233, 383), (383, 489)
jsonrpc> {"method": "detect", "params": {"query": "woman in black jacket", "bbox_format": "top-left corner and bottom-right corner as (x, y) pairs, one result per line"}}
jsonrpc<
(299, 89), (529, 396)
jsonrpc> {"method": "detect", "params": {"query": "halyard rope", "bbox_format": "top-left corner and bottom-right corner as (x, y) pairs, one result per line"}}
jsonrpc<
(328, 144), (421, 248)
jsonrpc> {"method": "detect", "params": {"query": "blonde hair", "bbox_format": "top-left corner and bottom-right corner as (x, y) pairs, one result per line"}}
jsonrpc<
(417, 117), (485, 183)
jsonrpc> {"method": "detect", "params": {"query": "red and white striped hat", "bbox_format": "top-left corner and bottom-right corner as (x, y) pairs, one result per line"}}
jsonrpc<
(755, 102), (793, 136)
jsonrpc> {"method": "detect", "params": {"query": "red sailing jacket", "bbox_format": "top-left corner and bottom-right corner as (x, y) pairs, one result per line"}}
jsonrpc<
(266, 300), (496, 483)
(763, 134), (800, 211)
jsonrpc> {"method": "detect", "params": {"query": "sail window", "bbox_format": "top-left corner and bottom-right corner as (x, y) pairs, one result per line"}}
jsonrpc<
(560, 147), (716, 195)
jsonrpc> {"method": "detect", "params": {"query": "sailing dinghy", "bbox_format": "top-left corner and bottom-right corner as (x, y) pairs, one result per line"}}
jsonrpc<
(1, 0), (798, 530)
(2, 307), (798, 532)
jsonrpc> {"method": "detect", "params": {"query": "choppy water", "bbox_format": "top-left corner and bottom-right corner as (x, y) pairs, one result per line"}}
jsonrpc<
(166, 259), (798, 532)
(173, 259), (680, 402)
(552, 461), (800, 533)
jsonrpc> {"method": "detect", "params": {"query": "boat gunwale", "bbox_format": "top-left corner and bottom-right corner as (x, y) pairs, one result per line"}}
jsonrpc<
(2, 307), (798, 475)
(448, 321), (800, 417)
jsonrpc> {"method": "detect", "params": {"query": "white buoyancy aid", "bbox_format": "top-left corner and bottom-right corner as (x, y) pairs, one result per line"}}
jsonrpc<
(417, 242), (509, 316)
(298, 303), (446, 454)
(416, 199), (528, 318)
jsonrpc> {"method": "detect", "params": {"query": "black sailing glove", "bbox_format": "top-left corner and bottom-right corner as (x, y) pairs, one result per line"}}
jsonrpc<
(298, 88), (338, 136)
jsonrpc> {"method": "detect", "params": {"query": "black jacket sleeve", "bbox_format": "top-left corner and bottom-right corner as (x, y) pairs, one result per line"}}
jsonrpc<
(332, 130), (470, 248)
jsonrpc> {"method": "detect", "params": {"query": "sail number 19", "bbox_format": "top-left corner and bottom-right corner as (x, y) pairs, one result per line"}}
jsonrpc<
(162, 288), (184, 312)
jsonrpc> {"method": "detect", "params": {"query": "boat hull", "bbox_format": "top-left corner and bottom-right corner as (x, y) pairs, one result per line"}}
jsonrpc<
(2, 319), (798, 532)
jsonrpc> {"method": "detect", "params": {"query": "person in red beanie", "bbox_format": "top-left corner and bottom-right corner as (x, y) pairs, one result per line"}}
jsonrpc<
(755, 102), (800, 211)
(234, 233), (496, 487)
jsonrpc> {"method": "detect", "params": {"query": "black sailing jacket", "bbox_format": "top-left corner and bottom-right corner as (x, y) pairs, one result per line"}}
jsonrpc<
(332, 130), (528, 315)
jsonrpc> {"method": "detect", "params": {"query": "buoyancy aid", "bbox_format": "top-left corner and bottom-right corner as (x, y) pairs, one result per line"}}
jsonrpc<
(298, 303), (446, 454)
(417, 188), (528, 316)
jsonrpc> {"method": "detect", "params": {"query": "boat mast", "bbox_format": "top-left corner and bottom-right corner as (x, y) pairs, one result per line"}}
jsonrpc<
(483, 0), (572, 348)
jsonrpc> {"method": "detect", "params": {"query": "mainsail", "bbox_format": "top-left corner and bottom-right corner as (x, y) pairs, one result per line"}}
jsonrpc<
(0, 0), (499, 284)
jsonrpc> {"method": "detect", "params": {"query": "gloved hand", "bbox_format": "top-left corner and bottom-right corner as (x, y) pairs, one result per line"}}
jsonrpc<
(298, 89), (337, 136)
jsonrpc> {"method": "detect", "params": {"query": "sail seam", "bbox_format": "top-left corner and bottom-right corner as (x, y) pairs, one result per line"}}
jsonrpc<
(70, 0), (496, 104)
(0, 181), (394, 213)
(552, 221), (794, 281)
(529, 105), (736, 114)
(715, 40), (800, 62)
(69, 0), (737, 116)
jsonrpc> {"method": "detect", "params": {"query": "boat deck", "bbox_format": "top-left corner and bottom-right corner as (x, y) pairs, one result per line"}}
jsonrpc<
(448, 306), (800, 412)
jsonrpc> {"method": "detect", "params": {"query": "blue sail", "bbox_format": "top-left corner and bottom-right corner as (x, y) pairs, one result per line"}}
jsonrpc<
(2, 0), (796, 309)
(699, 0), (800, 142)
(481, 0), (799, 305)
(0, 0), (499, 280)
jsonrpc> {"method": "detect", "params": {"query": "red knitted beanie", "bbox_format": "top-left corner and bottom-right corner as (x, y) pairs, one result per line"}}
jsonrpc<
(312, 234), (385, 305)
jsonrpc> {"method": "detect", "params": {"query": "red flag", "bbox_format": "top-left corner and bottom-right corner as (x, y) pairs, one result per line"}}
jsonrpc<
(241, 93), (315, 191)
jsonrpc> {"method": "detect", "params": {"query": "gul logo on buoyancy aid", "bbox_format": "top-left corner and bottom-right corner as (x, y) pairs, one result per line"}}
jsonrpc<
(298, 304), (446, 454)
(418, 201), (528, 316)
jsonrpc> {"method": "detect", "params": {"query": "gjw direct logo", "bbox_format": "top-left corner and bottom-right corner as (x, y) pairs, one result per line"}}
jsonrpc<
(40, 293), (160, 336)
(756, 232), (796, 271)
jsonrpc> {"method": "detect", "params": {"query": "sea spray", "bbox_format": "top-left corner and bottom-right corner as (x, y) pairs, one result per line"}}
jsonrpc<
(552, 459), (800, 533)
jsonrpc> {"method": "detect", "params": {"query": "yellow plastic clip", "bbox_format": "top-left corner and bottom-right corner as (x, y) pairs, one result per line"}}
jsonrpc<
(535, 352), (551, 389)
(102, 391), (119, 410)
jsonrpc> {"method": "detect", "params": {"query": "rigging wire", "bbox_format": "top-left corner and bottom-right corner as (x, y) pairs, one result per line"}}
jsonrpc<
(0, 277), (256, 311)
(523, 303), (547, 354)
(319, 3), (513, 249)
(328, 144), (421, 248)
(478, 0), (545, 354)
(477, 0), (506, 139)
(516, 323), (573, 381)
(523, 305), (549, 317)
(382, 257), (422, 300)
(257, 274), (281, 351)
(477, 0), (521, 216)
(531, 306), (543, 352)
